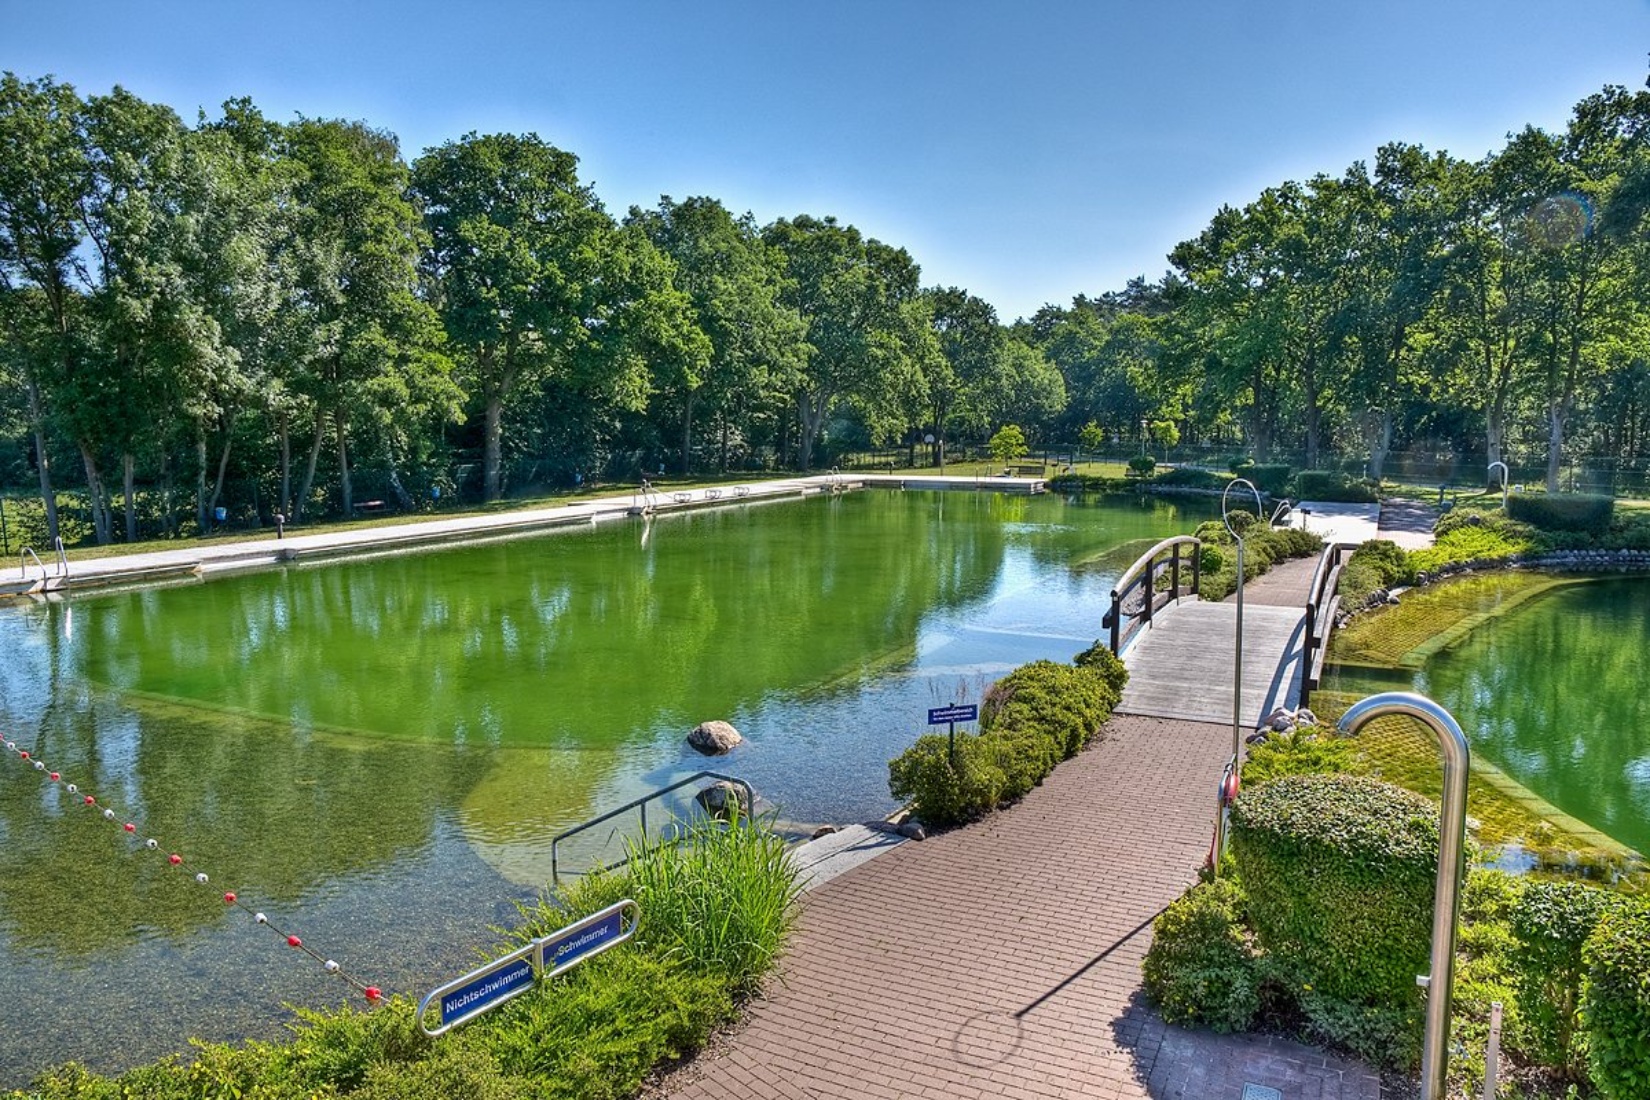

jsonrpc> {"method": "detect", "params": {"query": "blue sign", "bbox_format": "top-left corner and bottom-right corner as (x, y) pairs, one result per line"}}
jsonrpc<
(927, 704), (978, 725)
(539, 907), (625, 976)
(426, 944), (538, 1034)
(419, 899), (639, 1037)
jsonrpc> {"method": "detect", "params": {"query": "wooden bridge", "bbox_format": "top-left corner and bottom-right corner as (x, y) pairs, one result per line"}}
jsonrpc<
(1104, 536), (1354, 728)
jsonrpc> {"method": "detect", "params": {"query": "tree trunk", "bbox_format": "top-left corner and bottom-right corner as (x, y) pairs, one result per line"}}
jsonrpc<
(680, 389), (696, 475)
(160, 451), (176, 537)
(387, 457), (414, 511)
(196, 435), (210, 535)
(483, 392), (504, 502)
(295, 407), (325, 523)
(278, 415), (292, 518)
(26, 378), (60, 545)
(1367, 409), (1393, 482)
(719, 412), (730, 473)
(1546, 402), (1565, 493)
(1302, 351), (1321, 470)
(78, 443), (112, 546)
(207, 436), (233, 518)
(122, 452), (137, 543)
(336, 409), (353, 515)
(797, 391), (829, 470)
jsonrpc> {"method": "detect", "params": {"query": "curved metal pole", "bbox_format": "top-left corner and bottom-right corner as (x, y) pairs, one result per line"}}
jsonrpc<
(1209, 478), (1264, 876)
(1337, 692), (1470, 1100)
(1488, 461), (1509, 511)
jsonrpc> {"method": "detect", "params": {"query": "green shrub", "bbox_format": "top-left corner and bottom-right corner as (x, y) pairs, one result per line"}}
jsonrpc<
(983, 660), (1116, 759)
(978, 722), (1060, 800)
(1241, 728), (1361, 786)
(1228, 456), (1255, 475)
(1349, 539), (1408, 586)
(1507, 878), (1627, 1078)
(1246, 464), (1293, 495)
(1127, 454), (1156, 477)
(888, 733), (1007, 827)
(1507, 491), (1615, 533)
(1153, 466), (1224, 489)
(1072, 640), (1129, 698)
(1291, 470), (1380, 503)
(1581, 898), (1650, 1098)
(1297, 991), (1421, 1068)
(1230, 774), (1436, 1013)
(1408, 523), (1535, 576)
(1141, 879), (1260, 1033)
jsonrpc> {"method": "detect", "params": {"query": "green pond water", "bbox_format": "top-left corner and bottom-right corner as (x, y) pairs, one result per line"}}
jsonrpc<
(0, 488), (1208, 1081)
(1327, 576), (1650, 857)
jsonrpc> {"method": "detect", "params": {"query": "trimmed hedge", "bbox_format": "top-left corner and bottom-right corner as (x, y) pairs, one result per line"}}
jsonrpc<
(1290, 470), (1380, 503)
(1246, 464), (1293, 495)
(1582, 898), (1650, 1098)
(1141, 879), (1259, 1033)
(1507, 492), (1615, 533)
(888, 650), (1125, 827)
(1229, 774), (1437, 1009)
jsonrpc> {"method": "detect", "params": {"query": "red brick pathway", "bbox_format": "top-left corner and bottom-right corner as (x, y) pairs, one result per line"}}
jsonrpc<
(662, 716), (1380, 1100)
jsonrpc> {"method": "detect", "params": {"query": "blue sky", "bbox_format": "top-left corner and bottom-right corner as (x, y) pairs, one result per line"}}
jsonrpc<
(5, 1), (1648, 321)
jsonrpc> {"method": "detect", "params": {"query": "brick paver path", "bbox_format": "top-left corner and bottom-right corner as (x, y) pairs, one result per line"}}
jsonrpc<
(662, 716), (1381, 1100)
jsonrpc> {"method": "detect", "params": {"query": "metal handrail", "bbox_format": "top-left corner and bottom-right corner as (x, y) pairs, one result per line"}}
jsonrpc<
(18, 547), (47, 582)
(550, 770), (755, 885)
(1101, 535), (1202, 654)
(632, 480), (661, 513)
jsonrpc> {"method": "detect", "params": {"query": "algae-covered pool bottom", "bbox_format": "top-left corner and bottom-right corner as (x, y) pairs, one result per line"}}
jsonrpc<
(0, 489), (1208, 1083)
(1327, 575), (1650, 857)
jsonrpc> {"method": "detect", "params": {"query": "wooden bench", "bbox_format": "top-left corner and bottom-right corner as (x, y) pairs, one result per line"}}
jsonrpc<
(1006, 464), (1045, 478)
(354, 499), (389, 516)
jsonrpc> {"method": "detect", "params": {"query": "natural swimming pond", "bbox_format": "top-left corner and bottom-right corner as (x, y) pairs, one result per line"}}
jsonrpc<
(0, 489), (1208, 1081)
(1328, 575), (1650, 857)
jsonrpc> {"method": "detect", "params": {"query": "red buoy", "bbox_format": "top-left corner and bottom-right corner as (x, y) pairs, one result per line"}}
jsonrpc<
(223, 892), (237, 904)
(49, 773), (59, 781)
(83, 795), (95, 805)
(124, 823), (136, 832)
(287, 935), (302, 948)
(364, 987), (382, 1002)
(168, 854), (182, 865)
(18, 752), (27, 760)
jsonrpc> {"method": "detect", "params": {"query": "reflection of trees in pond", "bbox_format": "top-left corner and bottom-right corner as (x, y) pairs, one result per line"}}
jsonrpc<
(1416, 579), (1650, 854)
(0, 690), (491, 956)
(58, 494), (1020, 747)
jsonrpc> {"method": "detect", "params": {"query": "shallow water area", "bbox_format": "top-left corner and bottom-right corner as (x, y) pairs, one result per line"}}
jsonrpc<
(1328, 575), (1650, 856)
(0, 489), (1206, 1083)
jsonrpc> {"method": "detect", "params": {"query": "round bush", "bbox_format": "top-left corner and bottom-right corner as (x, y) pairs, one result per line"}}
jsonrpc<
(983, 660), (1114, 758)
(887, 734), (1007, 828)
(1229, 773), (1438, 1006)
(1581, 899), (1650, 1098)
(1508, 878), (1627, 1075)
(1072, 641), (1129, 699)
(1142, 879), (1259, 1033)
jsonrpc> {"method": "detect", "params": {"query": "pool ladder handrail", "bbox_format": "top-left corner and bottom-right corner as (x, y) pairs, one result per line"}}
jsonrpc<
(550, 770), (755, 885)
(18, 546), (48, 582)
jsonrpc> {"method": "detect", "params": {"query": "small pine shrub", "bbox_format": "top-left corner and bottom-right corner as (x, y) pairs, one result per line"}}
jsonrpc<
(888, 733), (1008, 827)
(1141, 879), (1260, 1033)
(1128, 454), (1156, 477)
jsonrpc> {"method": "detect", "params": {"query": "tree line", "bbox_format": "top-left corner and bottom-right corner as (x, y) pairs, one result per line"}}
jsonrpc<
(2, 71), (1647, 546)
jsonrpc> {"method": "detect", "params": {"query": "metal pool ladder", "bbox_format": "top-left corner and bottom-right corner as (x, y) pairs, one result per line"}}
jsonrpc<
(549, 770), (756, 885)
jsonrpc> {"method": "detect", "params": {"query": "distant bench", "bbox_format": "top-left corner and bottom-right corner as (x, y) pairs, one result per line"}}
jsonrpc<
(354, 499), (389, 516)
(1005, 464), (1045, 478)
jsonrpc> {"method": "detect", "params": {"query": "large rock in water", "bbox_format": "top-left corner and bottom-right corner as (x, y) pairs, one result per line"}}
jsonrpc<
(687, 720), (743, 756)
(695, 780), (752, 820)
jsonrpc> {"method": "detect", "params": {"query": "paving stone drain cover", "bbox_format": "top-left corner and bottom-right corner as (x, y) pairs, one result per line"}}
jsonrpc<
(1241, 1086), (1283, 1100)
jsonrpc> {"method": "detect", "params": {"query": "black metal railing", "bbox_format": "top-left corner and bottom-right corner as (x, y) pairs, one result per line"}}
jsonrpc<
(1300, 541), (1357, 706)
(549, 771), (755, 885)
(1102, 535), (1202, 654)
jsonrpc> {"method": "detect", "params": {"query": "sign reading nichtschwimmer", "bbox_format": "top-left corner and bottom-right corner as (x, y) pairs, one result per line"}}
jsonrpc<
(418, 899), (639, 1036)
(927, 704), (978, 725)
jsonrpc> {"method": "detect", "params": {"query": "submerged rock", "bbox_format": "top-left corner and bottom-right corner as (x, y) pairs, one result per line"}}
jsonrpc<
(687, 720), (743, 756)
(695, 780), (752, 820)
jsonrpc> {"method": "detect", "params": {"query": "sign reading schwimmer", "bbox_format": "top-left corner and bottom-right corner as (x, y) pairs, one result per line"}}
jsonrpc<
(418, 899), (639, 1036)
(927, 704), (978, 725)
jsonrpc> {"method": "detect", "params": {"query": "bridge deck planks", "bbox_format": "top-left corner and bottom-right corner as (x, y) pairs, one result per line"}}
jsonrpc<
(1115, 599), (1306, 727)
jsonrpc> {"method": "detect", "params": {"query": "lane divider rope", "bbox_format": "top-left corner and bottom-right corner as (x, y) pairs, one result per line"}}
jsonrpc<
(3, 736), (384, 1004)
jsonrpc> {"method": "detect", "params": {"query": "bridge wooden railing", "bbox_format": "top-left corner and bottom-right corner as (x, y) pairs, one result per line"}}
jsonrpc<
(1300, 541), (1358, 706)
(1101, 535), (1202, 654)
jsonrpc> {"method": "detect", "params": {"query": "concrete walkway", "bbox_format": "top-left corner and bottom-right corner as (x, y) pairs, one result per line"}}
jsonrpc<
(660, 716), (1380, 1100)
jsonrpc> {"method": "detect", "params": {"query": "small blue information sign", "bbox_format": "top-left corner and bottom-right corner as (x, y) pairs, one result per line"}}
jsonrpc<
(927, 704), (978, 725)
(539, 907), (625, 976)
(419, 899), (639, 1037)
